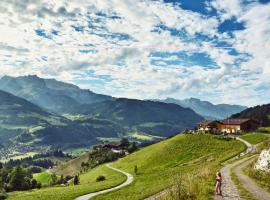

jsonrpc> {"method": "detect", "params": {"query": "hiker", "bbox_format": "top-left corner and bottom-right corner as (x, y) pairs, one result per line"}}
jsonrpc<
(215, 171), (223, 196)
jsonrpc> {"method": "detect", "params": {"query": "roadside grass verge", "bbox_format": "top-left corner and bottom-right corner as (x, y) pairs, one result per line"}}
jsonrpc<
(244, 160), (270, 192)
(230, 168), (256, 200)
(92, 134), (245, 200)
(240, 133), (269, 145)
(8, 164), (126, 200)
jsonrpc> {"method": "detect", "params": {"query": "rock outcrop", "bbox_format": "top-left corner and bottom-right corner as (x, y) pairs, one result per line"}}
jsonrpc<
(255, 149), (270, 172)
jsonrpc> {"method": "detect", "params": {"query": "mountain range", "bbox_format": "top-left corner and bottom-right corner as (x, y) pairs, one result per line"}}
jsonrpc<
(0, 75), (204, 152)
(0, 75), (112, 114)
(157, 97), (247, 119)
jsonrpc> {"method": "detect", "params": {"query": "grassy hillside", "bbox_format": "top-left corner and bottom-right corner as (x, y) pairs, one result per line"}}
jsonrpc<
(9, 134), (245, 200)
(93, 134), (245, 200)
(231, 104), (270, 126)
(240, 133), (269, 145)
(53, 153), (90, 176)
(8, 165), (126, 200)
(33, 171), (53, 186)
(77, 98), (204, 137)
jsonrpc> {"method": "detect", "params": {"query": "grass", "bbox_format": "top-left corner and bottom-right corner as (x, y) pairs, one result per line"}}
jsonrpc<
(244, 156), (270, 192)
(53, 153), (90, 176)
(33, 171), (53, 186)
(130, 132), (156, 141)
(8, 164), (126, 200)
(240, 133), (269, 145)
(1, 152), (38, 162)
(258, 127), (270, 133)
(29, 126), (45, 134)
(91, 134), (245, 200)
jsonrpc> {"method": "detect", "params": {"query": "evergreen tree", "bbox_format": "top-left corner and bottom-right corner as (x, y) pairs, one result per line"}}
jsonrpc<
(73, 175), (80, 185)
(50, 173), (57, 185)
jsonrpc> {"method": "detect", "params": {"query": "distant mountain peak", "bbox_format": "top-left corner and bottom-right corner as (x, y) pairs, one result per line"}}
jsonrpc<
(0, 75), (112, 114)
(158, 97), (247, 120)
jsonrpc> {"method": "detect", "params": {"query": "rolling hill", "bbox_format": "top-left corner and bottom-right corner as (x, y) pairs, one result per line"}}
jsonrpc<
(8, 134), (245, 200)
(0, 90), (121, 151)
(72, 98), (204, 137)
(231, 104), (270, 126)
(0, 90), (65, 145)
(0, 75), (206, 155)
(158, 97), (247, 119)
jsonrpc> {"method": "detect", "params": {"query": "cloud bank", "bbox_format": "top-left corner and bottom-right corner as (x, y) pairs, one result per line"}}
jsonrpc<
(0, 0), (269, 106)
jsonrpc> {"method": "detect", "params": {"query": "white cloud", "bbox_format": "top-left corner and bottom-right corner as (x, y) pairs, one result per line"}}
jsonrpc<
(0, 0), (269, 106)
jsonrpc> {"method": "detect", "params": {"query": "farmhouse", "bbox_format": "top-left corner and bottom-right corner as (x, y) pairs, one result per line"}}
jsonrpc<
(220, 119), (260, 134)
(198, 118), (260, 134)
(198, 120), (222, 133)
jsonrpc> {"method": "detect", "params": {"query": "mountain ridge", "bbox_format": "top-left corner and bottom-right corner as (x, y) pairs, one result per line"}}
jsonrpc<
(156, 97), (247, 119)
(0, 75), (112, 114)
(231, 104), (270, 126)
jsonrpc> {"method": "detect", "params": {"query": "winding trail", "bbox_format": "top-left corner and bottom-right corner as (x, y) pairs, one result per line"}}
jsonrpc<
(75, 164), (134, 200)
(233, 157), (270, 200)
(215, 136), (270, 200)
(214, 137), (254, 200)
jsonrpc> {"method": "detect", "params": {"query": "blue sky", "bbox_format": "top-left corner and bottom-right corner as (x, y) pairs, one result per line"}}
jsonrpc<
(0, 0), (269, 106)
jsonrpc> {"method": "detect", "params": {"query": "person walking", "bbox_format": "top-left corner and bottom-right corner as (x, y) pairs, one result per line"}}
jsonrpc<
(215, 171), (223, 196)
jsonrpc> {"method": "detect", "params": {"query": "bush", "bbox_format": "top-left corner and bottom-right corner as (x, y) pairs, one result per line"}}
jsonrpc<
(96, 175), (106, 182)
(134, 165), (138, 175)
(258, 127), (270, 133)
(73, 175), (80, 185)
(0, 191), (7, 200)
(29, 166), (43, 173)
(36, 182), (42, 189)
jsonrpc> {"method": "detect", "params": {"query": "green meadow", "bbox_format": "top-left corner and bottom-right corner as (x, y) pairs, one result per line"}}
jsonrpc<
(92, 134), (245, 200)
(33, 171), (54, 186)
(7, 134), (245, 200)
(8, 165), (126, 200)
(240, 133), (269, 145)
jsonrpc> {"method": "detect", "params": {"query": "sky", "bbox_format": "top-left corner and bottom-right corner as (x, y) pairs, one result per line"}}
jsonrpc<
(0, 0), (269, 106)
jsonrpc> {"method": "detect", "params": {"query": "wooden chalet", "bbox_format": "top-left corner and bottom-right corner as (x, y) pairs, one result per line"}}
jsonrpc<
(220, 118), (260, 134)
(197, 118), (260, 134)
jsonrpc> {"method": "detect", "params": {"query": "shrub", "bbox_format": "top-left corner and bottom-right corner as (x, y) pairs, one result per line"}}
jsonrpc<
(0, 191), (7, 200)
(73, 175), (80, 185)
(96, 175), (106, 182)
(258, 127), (270, 133)
(134, 165), (138, 175)
(36, 182), (42, 189)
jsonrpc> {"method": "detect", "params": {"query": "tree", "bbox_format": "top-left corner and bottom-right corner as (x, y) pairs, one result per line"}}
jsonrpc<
(96, 175), (106, 182)
(9, 167), (27, 191)
(36, 182), (42, 189)
(50, 173), (57, 185)
(73, 175), (80, 185)
(60, 175), (64, 184)
(128, 142), (137, 153)
(0, 162), (3, 170)
(120, 138), (130, 148)
(134, 165), (138, 175)
(31, 179), (38, 189)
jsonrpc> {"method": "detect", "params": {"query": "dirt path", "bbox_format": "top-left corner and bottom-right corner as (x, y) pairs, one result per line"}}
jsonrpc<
(233, 157), (270, 200)
(75, 164), (134, 200)
(214, 137), (255, 200)
(145, 137), (252, 200)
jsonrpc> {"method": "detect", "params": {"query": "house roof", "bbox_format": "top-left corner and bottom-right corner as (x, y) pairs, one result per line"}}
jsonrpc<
(220, 118), (251, 125)
(198, 120), (221, 126)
